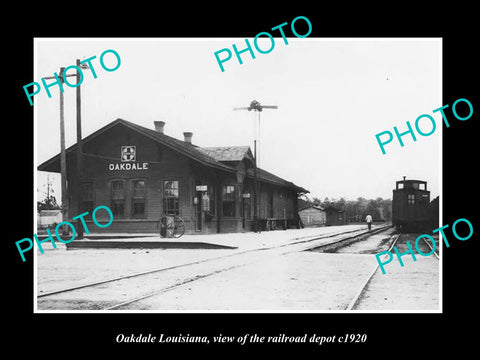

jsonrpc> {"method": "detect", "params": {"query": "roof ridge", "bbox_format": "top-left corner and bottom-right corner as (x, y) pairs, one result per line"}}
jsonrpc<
(38, 118), (235, 174)
(200, 145), (251, 149)
(116, 119), (236, 172)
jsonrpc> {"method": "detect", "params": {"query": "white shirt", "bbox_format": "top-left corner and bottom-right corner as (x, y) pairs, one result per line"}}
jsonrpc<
(365, 215), (372, 223)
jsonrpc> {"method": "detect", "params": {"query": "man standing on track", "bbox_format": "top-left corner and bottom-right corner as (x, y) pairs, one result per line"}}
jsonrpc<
(365, 214), (373, 231)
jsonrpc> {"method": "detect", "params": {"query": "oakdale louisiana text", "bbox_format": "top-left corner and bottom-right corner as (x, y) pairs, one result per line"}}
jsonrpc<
(116, 333), (367, 345)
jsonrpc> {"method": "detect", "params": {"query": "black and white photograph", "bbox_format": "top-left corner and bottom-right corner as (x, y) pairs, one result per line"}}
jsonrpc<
(34, 37), (441, 312)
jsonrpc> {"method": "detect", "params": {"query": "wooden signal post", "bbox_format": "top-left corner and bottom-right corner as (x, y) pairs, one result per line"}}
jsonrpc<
(233, 100), (278, 232)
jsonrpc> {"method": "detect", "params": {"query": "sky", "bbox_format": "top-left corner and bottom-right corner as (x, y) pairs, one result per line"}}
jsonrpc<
(35, 38), (441, 204)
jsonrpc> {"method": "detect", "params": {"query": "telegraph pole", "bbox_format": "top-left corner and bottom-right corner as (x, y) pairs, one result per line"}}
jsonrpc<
(233, 100), (278, 232)
(59, 67), (68, 235)
(75, 59), (84, 239)
(44, 60), (89, 239)
(43, 68), (76, 236)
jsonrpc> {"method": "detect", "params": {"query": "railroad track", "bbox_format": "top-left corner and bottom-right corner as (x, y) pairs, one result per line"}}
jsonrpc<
(346, 233), (440, 310)
(37, 225), (393, 311)
(422, 235), (440, 259)
(346, 233), (401, 310)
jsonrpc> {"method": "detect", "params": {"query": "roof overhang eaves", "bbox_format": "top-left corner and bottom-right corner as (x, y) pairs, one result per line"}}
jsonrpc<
(37, 119), (236, 174)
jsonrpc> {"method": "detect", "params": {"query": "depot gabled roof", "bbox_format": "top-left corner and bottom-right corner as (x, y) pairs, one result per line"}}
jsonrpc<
(38, 118), (309, 193)
(37, 118), (235, 174)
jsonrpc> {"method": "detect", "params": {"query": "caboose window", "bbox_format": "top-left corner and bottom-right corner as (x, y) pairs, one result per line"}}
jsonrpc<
(407, 194), (415, 205)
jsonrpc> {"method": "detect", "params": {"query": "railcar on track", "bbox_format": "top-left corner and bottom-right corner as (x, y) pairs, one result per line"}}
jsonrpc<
(392, 177), (435, 232)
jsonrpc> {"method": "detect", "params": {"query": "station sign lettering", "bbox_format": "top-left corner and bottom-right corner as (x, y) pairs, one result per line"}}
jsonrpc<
(108, 163), (148, 171)
(108, 145), (148, 171)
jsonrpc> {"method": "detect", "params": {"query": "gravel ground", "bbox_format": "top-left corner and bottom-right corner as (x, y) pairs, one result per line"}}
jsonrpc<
(122, 252), (379, 311)
(122, 230), (439, 311)
(36, 224), (371, 295)
(354, 255), (439, 310)
(35, 225), (440, 312)
(36, 247), (234, 295)
(354, 233), (440, 311)
(314, 227), (396, 254)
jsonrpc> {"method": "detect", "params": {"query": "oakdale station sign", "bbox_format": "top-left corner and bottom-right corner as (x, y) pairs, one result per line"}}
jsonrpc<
(108, 162), (148, 171)
(108, 145), (148, 171)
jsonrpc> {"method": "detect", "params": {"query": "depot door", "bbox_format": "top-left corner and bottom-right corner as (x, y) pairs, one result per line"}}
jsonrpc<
(195, 191), (202, 231)
(242, 196), (251, 230)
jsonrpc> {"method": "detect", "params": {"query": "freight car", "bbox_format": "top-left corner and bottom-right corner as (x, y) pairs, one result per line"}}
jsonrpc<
(392, 177), (432, 232)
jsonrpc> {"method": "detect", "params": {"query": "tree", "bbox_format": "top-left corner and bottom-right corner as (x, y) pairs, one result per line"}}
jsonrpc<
(37, 176), (61, 212)
(335, 197), (347, 211)
(322, 197), (331, 208)
(37, 196), (60, 212)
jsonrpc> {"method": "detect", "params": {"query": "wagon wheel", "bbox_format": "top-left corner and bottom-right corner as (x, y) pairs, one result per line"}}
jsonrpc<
(265, 219), (271, 231)
(271, 220), (277, 230)
(173, 216), (185, 238)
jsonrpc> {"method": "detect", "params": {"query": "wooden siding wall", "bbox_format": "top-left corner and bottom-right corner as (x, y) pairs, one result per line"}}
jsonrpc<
(67, 127), (194, 233)
(299, 208), (326, 227)
(63, 125), (300, 235)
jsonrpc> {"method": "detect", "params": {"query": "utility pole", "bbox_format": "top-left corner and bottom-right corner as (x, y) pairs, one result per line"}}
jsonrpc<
(43, 60), (90, 239)
(75, 59), (84, 240)
(43, 68), (76, 236)
(59, 67), (68, 235)
(233, 100), (278, 232)
(74, 59), (91, 239)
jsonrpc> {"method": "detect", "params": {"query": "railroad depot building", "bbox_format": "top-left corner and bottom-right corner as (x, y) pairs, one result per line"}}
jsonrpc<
(38, 119), (308, 235)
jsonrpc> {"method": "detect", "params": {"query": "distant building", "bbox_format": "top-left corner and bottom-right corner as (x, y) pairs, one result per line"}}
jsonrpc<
(298, 205), (326, 227)
(324, 206), (347, 226)
(37, 209), (62, 228)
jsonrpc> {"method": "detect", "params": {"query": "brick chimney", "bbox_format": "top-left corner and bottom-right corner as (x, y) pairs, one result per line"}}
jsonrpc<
(154, 121), (165, 134)
(183, 132), (193, 144)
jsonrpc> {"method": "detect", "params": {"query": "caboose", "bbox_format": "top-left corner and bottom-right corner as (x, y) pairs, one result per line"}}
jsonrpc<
(392, 177), (431, 231)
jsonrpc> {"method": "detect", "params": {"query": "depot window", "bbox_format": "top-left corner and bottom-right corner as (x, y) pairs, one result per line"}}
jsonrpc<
(222, 185), (236, 217)
(82, 181), (95, 217)
(131, 180), (146, 218)
(111, 180), (125, 217)
(163, 180), (179, 215)
(243, 196), (251, 219)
